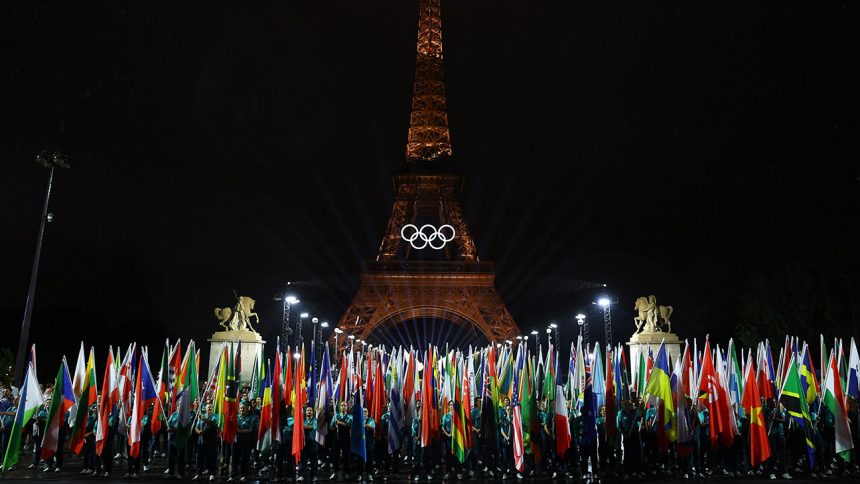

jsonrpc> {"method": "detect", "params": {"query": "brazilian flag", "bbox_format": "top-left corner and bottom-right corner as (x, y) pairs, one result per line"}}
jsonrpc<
(779, 357), (815, 471)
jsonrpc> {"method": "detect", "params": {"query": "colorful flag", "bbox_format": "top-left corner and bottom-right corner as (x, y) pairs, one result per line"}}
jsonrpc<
(95, 347), (119, 456)
(452, 352), (468, 464)
(222, 342), (239, 444)
(1, 361), (43, 470)
(823, 351), (853, 461)
(129, 351), (158, 458)
(779, 356), (815, 470)
(174, 340), (199, 450)
(257, 370), (273, 455)
(68, 342), (86, 427)
(40, 357), (76, 460)
(697, 340), (731, 449)
(292, 345), (306, 464)
(553, 363), (571, 457)
(847, 338), (860, 400)
(69, 347), (97, 454)
(740, 351), (770, 467)
(644, 340), (675, 442)
(316, 343), (333, 446)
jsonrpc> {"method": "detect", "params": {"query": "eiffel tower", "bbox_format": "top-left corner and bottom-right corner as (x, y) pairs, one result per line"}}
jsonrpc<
(334, 0), (519, 349)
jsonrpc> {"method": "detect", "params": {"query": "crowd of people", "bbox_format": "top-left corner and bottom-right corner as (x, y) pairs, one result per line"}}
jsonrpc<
(1, 335), (859, 482)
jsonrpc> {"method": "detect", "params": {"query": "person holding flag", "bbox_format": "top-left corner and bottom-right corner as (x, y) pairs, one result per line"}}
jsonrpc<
(300, 405), (319, 482)
(330, 399), (353, 479)
(39, 357), (75, 473)
(230, 399), (258, 482)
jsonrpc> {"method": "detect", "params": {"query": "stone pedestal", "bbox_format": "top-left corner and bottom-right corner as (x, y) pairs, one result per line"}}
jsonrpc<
(208, 330), (265, 383)
(627, 331), (681, 393)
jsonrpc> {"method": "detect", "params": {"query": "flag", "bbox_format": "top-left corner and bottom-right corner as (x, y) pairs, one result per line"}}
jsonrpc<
(452, 353), (468, 463)
(511, 347), (525, 473)
(823, 352), (853, 461)
(644, 341), (676, 442)
(68, 342), (86, 427)
(69, 347), (97, 454)
(740, 351), (770, 467)
(421, 345), (438, 447)
(403, 349), (417, 431)
(95, 347), (119, 456)
(554, 363), (571, 457)
(174, 340), (199, 450)
(40, 358), (76, 460)
(1, 361), (43, 470)
(213, 345), (227, 430)
(350, 387), (366, 462)
(222, 341), (239, 444)
(799, 345), (819, 405)
(129, 352), (158, 458)
(272, 347), (282, 444)
(292, 345), (306, 464)
(779, 356), (815, 470)
(847, 338), (860, 400)
(257, 371), (273, 455)
(151, 341), (169, 435)
(316, 343), (333, 446)
(388, 353), (403, 454)
(592, 343), (605, 408)
(308, 342), (317, 409)
(697, 340), (731, 449)
(636, 349), (646, 397)
(604, 349), (618, 441)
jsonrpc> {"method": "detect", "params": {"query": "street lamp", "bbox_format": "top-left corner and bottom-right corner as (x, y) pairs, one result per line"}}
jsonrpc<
(15, 150), (70, 386)
(549, 323), (559, 349)
(531, 330), (540, 355)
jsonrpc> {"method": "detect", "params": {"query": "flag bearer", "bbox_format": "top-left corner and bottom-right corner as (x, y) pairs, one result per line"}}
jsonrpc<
(166, 405), (185, 479)
(330, 400), (352, 479)
(301, 405), (318, 482)
(193, 403), (218, 480)
(230, 400), (258, 482)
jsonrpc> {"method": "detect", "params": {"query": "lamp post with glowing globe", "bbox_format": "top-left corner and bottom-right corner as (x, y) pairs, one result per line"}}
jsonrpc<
(576, 314), (586, 341)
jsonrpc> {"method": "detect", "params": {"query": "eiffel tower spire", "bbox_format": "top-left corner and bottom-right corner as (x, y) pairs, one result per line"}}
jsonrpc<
(405, 0), (453, 162)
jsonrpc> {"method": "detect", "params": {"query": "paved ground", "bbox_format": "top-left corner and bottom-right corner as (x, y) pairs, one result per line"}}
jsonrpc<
(1, 449), (858, 483)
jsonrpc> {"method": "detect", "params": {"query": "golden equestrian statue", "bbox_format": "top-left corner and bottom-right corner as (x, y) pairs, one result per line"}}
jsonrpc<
(214, 295), (260, 333)
(633, 295), (673, 334)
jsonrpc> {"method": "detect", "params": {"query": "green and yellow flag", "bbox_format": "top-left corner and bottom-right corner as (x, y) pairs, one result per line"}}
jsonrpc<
(779, 356), (815, 470)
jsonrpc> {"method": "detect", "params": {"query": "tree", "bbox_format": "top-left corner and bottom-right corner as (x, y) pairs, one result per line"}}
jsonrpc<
(737, 250), (859, 347)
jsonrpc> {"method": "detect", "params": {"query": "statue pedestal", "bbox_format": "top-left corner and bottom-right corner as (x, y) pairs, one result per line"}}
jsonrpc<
(208, 330), (265, 383)
(627, 331), (681, 394)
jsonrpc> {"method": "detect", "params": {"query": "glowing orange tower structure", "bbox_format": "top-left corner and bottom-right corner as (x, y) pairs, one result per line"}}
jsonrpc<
(334, 0), (519, 348)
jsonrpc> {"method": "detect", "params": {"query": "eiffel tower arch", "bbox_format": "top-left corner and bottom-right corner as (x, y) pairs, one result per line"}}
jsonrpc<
(334, 0), (519, 349)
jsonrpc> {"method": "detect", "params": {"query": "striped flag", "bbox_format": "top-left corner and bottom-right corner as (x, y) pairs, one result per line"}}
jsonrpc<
(40, 357), (76, 460)
(823, 351), (853, 460)
(95, 347), (119, 456)
(1, 360), (43, 470)
(129, 351), (158, 458)
(69, 347), (97, 454)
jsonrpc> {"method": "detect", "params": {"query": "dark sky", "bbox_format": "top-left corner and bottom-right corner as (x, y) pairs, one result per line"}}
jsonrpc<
(2, 1), (859, 378)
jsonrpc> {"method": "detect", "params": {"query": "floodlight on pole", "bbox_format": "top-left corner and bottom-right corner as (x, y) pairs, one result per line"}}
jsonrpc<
(576, 313), (586, 340)
(15, 150), (69, 387)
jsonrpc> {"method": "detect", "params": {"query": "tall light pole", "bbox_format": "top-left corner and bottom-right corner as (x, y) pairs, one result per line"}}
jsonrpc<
(298, 312), (309, 348)
(594, 297), (617, 349)
(273, 294), (298, 354)
(575, 314), (586, 342)
(15, 150), (69, 386)
(531, 330), (539, 355)
(549, 323), (559, 349)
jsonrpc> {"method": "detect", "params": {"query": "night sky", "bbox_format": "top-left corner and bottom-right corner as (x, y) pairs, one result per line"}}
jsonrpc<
(2, 1), (859, 379)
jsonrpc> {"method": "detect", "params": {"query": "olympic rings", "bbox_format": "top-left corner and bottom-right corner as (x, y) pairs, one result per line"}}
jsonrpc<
(400, 224), (456, 250)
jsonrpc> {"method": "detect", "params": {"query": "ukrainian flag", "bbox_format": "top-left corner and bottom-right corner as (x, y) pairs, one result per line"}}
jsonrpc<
(643, 341), (676, 442)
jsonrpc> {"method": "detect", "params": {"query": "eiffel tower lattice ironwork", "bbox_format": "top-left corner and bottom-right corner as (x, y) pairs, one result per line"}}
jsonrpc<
(333, 0), (519, 349)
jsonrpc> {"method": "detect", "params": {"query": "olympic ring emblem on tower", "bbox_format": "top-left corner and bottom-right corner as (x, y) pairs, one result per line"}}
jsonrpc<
(400, 224), (456, 250)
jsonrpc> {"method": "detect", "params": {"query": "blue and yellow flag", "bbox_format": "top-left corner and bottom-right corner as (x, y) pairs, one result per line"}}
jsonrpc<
(643, 341), (676, 442)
